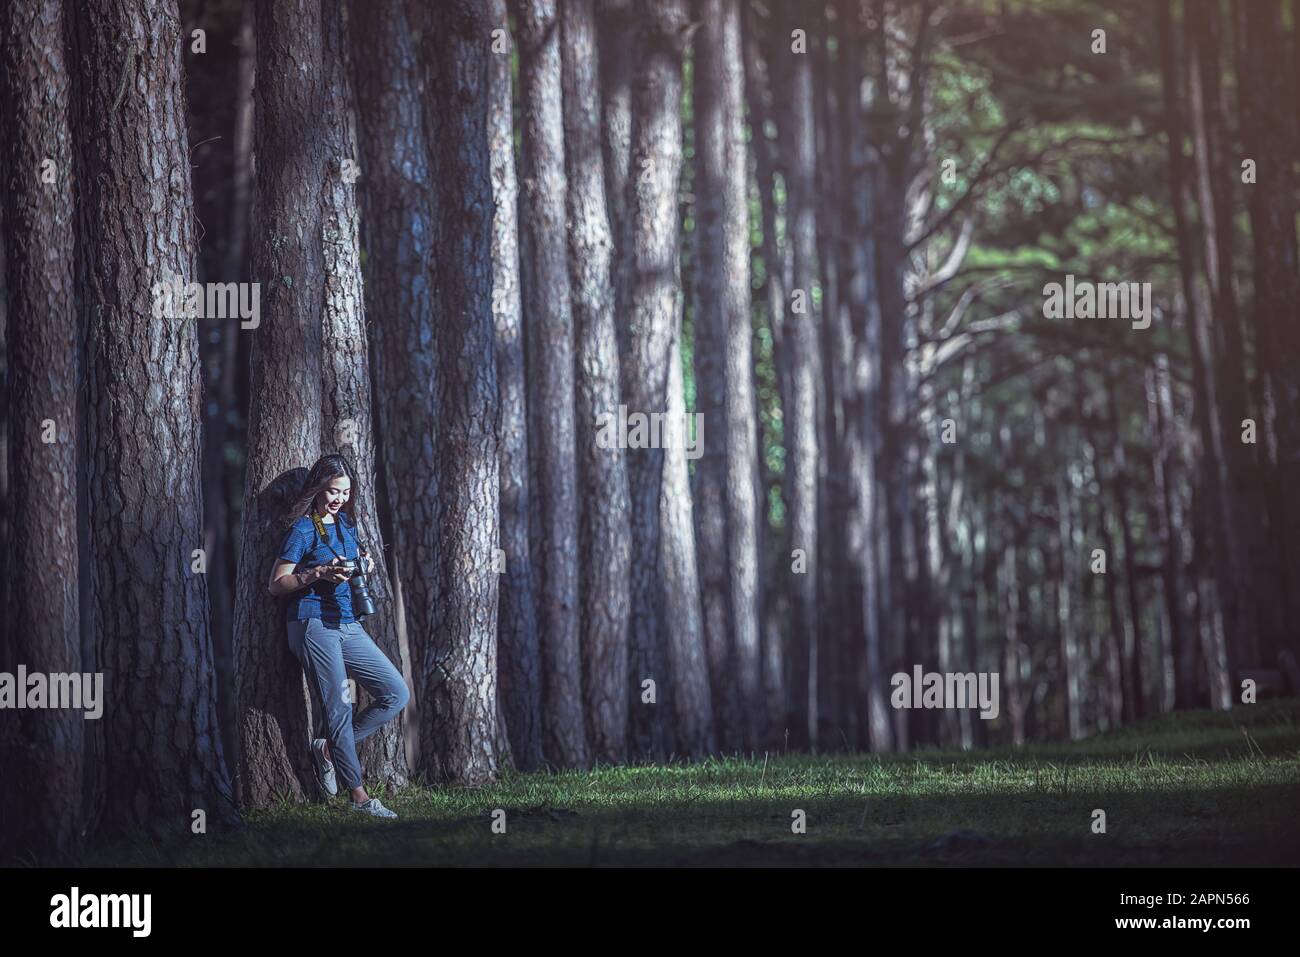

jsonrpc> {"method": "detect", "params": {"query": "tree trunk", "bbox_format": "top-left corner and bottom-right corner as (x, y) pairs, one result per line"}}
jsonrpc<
(1105, 379), (1145, 720)
(832, 0), (891, 754)
(352, 0), (441, 775)
(1184, 0), (1261, 677)
(814, 14), (854, 750)
(1084, 413), (1131, 727)
(598, 0), (634, 344)
(868, 0), (916, 754)
(561, 0), (633, 764)
(318, 0), (408, 790)
(1236, 0), (1300, 670)
(1147, 356), (1195, 710)
(1157, 0), (1232, 709)
(514, 0), (588, 768)
(0, 0), (83, 862)
(207, 0), (256, 792)
(74, 0), (239, 833)
(692, 0), (738, 753)
(234, 0), (328, 808)
(621, 0), (695, 760)
(741, 3), (787, 749)
(419, 0), (502, 784)
(999, 519), (1025, 747)
(661, 339), (716, 757)
(486, 0), (544, 771)
(1054, 474), (1083, 739)
(772, 0), (822, 750)
(738, 9), (785, 754)
(693, 0), (762, 752)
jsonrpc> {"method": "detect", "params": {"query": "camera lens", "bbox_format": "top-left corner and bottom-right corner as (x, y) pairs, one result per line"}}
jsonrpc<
(347, 551), (377, 618)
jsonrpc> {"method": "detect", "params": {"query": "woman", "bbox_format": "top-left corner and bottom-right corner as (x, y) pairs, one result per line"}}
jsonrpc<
(268, 454), (409, 819)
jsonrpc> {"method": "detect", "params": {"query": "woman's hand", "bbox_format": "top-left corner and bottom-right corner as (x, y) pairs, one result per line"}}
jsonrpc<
(269, 559), (347, 596)
(315, 557), (352, 584)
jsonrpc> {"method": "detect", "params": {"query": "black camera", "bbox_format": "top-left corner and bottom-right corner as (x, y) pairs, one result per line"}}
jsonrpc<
(338, 551), (378, 618)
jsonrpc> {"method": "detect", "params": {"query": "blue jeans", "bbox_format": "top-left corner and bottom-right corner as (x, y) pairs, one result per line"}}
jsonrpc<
(287, 617), (410, 792)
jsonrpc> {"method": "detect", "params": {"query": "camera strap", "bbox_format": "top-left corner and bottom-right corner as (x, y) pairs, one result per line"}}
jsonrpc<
(309, 511), (352, 563)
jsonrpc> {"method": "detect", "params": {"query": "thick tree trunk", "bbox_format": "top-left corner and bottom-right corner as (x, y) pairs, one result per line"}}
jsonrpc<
(868, 0), (914, 753)
(561, 0), (633, 764)
(486, 0), (543, 772)
(420, 0), (502, 785)
(772, 0), (822, 750)
(662, 340), (716, 757)
(622, 0), (695, 760)
(598, 0), (633, 341)
(692, 0), (738, 753)
(206, 0), (256, 792)
(74, 0), (239, 834)
(318, 0), (408, 790)
(353, 0), (441, 775)
(832, 0), (891, 754)
(515, 0), (588, 768)
(0, 0), (83, 862)
(693, 0), (762, 752)
(234, 0), (328, 808)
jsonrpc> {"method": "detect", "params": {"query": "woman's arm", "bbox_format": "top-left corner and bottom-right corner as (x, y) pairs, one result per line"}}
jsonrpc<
(268, 559), (349, 597)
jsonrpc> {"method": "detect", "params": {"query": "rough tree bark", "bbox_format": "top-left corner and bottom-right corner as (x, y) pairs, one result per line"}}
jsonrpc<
(661, 335), (715, 757)
(561, 0), (633, 764)
(73, 0), (240, 833)
(318, 0), (408, 790)
(622, 0), (700, 760)
(693, 0), (763, 752)
(0, 0), (83, 862)
(772, 0), (822, 750)
(353, 0), (440, 772)
(486, 0), (543, 771)
(514, 0), (588, 768)
(422, 0), (501, 784)
(598, 0), (634, 337)
(233, 0), (328, 808)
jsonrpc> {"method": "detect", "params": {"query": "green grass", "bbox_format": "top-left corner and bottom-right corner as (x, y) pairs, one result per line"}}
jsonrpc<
(86, 699), (1300, 867)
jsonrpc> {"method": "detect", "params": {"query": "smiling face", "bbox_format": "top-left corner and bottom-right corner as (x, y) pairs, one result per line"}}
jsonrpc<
(313, 475), (352, 518)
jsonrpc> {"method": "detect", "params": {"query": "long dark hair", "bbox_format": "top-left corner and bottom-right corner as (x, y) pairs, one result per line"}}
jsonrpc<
(286, 454), (360, 527)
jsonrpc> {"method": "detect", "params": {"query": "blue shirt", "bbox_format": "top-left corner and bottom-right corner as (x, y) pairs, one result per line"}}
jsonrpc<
(277, 514), (358, 624)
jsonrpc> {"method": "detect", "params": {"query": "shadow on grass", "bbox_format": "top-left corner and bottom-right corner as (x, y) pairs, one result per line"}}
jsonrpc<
(76, 777), (1300, 868)
(64, 699), (1300, 868)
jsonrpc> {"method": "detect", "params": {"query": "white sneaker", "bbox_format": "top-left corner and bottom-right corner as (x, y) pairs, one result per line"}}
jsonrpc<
(350, 797), (397, 819)
(311, 738), (337, 796)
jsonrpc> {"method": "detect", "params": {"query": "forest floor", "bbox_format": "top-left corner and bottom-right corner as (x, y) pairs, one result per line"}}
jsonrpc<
(87, 699), (1300, 867)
